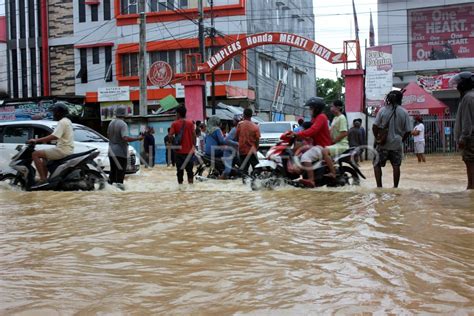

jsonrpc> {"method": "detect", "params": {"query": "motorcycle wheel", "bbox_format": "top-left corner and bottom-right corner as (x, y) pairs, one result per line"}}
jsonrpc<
(338, 166), (360, 186)
(250, 168), (282, 191)
(82, 170), (106, 191)
(0, 174), (25, 190)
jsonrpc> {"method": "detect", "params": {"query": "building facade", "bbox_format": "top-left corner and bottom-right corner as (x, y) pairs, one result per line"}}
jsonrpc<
(5, 0), (317, 120)
(0, 15), (7, 96)
(378, 0), (474, 112)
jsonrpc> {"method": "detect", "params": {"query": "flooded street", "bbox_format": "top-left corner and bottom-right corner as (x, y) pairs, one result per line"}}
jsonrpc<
(0, 156), (473, 315)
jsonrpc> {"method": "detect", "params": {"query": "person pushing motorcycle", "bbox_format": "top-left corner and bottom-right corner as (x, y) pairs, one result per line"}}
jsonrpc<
(289, 97), (337, 188)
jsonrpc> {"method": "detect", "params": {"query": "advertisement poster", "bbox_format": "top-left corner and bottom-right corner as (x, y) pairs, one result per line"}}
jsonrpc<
(100, 101), (134, 121)
(416, 72), (457, 91)
(365, 45), (393, 116)
(0, 106), (16, 121)
(409, 4), (474, 61)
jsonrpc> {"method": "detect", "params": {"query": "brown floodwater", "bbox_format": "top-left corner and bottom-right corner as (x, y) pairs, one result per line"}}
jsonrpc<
(0, 155), (473, 315)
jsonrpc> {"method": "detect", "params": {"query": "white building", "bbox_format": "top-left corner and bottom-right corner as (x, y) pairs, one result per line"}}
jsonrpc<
(378, 0), (474, 111)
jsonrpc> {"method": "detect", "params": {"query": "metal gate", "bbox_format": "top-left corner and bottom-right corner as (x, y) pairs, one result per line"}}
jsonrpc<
(406, 115), (458, 154)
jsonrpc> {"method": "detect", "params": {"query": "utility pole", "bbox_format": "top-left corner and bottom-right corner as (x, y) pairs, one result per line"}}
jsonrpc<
(198, 0), (207, 119)
(139, 0), (147, 116)
(210, 0), (216, 115)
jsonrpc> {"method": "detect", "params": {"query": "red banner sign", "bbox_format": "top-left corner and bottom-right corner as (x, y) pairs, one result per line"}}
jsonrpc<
(409, 4), (474, 61)
(198, 32), (346, 73)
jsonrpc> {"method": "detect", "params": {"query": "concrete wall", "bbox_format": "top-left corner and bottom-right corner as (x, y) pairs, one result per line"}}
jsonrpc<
(50, 45), (76, 95)
(49, 0), (74, 39)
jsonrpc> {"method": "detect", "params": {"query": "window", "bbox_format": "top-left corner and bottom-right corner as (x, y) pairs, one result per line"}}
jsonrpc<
(79, 0), (86, 22)
(121, 0), (137, 14)
(179, 48), (199, 73)
(92, 47), (100, 64)
(276, 8), (280, 26)
(33, 127), (52, 140)
(277, 63), (288, 84)
(258, 57), (271, 78)
(293, 71), (303, 89)
(19, 0), (26, 38)
(3, 126), (31, 144)
(20, 49), (28, 97)
(12, 50), (19, 98)
(28, 0), (35, 38)
(77, 48), (88, 83)
(30, 48), (37, 97)
(105, 47), (113, 81)
(149, 51), (176, 73)
(9, 0), (16, 39)
(179, 0), (188, 9)
(91, 4), (99, 21)
(121, 53), (138, 77)
(74, 127), (108, 143)
(103, 0), (111, 20)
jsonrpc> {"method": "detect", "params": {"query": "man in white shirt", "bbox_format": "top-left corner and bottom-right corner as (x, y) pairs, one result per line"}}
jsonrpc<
(412, 116), (426, 163)
(28, 103), (74, 183)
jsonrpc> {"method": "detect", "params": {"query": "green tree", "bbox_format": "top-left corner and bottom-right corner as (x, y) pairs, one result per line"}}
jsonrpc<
(316, 77), (344, 105)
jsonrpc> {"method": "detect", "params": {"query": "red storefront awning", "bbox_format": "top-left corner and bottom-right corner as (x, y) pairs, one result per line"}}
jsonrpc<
(402, 82), (449, 116)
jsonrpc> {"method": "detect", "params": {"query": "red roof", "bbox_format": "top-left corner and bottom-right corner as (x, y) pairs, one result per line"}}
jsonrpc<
(0, 16), (6, 43)
(402, 82), (448, 115)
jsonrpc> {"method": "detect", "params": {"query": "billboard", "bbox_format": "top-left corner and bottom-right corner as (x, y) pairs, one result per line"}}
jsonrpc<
(365, 45), (393, 116)
(100, 101), (133, 121)
(409, 4), (474, 61)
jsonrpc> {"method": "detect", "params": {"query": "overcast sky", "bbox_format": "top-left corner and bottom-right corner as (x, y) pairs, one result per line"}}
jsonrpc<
(314, 0), (378, 79)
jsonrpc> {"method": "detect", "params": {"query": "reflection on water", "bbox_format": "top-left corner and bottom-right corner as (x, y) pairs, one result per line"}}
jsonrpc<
(0, 156), (473, 314)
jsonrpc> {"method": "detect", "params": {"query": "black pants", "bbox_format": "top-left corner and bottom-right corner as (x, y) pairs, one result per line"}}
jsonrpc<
(175, 153), (194, 184)
(239, 152), (259, 175)
(109, 156), (127, 184)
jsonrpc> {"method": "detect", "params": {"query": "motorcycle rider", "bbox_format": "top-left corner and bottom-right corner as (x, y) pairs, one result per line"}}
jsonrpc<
(292, 97), (337, 188)
(27, 102), (74, 184)
(452, 71), (474, 190)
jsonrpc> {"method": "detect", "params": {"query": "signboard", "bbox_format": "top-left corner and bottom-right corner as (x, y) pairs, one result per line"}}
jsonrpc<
(98, 87), (130, 102)
(407, 109), (429, 116)
(365, 45), (393, 116)
(148, 61), (173, 87)
(198, 32), (346, 73)
(175, 82), (211, 99)
(417, 72), (457, 91)
(0, 106), (16, 121)
(100, 101), (134, 121)
(409, 4), (474, 61)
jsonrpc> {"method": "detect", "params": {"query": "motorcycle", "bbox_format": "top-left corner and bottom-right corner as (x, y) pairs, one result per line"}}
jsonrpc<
(251, 132), (365, 190)
(194, 150), (249, 182)
(0, 143), (108, 191)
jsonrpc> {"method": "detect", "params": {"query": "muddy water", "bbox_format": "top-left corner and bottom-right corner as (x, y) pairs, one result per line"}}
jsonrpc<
(0, 156), (473, 315)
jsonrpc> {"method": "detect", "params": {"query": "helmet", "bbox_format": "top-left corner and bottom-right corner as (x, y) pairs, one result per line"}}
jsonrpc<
(448, 71), (474, 92)
(51, 102), (69, 116)
(305, 97), (326, 109)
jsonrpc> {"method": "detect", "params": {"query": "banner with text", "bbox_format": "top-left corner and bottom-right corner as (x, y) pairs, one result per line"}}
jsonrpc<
(409, 4), (474, 61)
(365, 45), (393, 116)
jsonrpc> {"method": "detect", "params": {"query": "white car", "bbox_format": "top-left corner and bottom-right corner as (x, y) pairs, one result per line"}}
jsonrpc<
(0, 120), (140, 175)
(258, 121), (298, 154)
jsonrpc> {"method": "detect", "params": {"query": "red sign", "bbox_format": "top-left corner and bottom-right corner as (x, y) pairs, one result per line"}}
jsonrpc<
(148, 61), (173, 87)
(198, 32), (346, 73)
(409, 4), (474, 61)
(416, 72), (458, 91)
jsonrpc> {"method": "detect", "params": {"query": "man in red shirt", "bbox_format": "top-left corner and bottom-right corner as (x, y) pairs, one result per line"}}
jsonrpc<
(294, 97), (336, 187)
(169, 106), (196, 184)
(236, 108), (261, 174)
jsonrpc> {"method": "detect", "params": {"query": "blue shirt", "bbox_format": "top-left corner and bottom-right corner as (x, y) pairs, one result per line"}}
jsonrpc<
(225, 127), (239, 147)
(205, 129), (226, 156)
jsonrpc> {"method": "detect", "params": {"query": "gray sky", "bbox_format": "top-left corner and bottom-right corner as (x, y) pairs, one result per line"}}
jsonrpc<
(314, 0), (378, 79)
